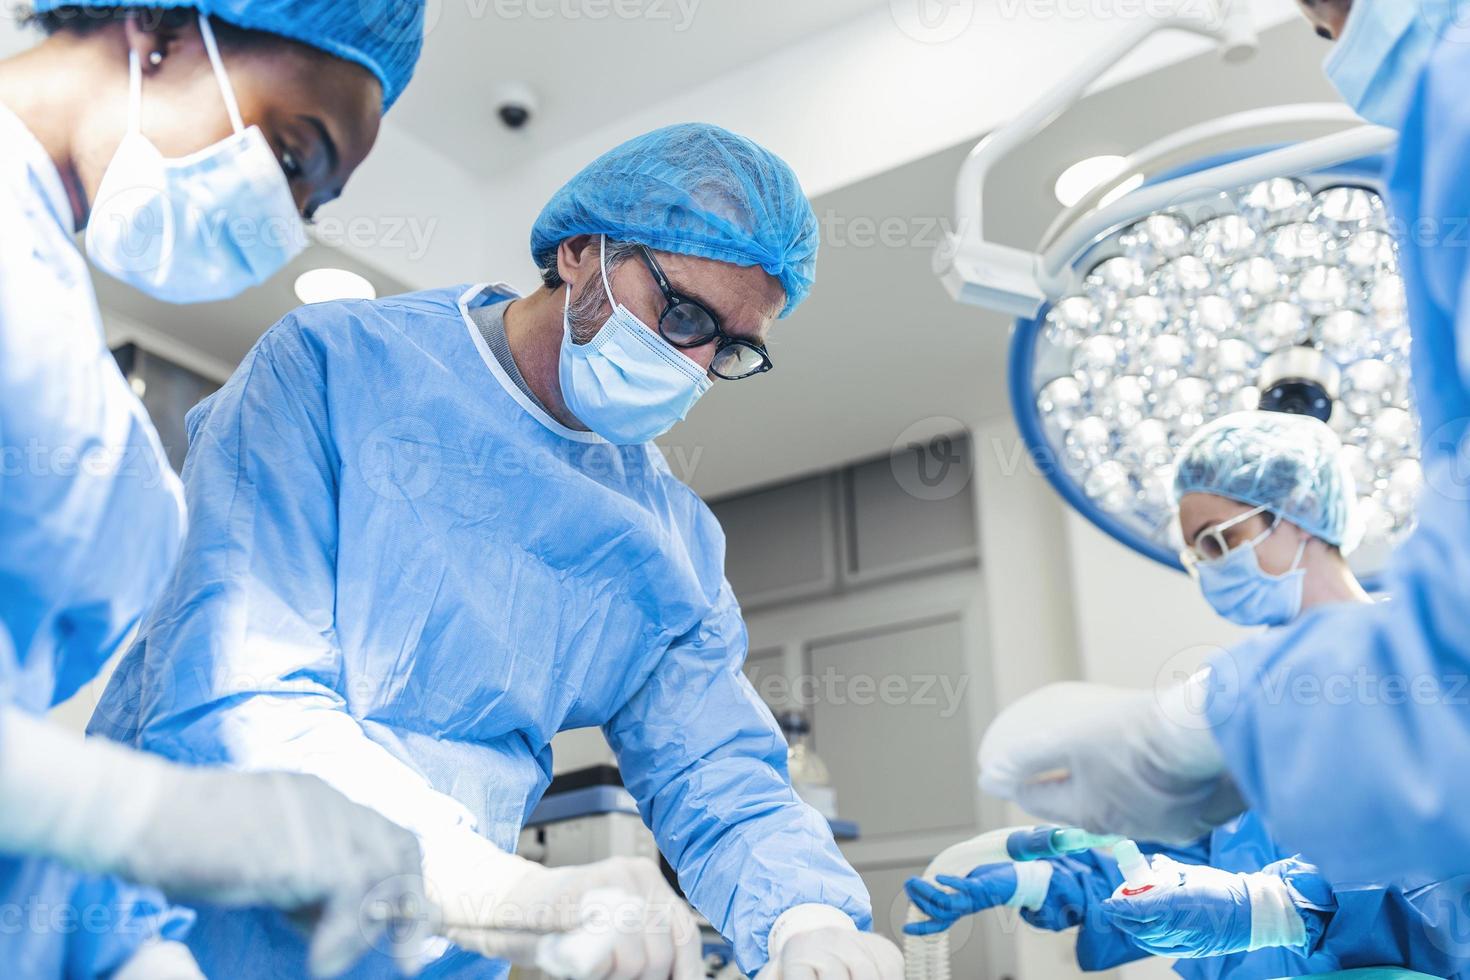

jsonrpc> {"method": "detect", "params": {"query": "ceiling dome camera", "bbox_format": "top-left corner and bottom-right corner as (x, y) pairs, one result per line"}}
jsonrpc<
(493, 82), (538, 131)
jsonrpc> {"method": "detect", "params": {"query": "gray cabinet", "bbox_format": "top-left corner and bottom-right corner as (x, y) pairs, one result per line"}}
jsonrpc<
(809, 617), (976, 839)
(844, 440), (978, 584)
(711, 476), (838, 609)
(709, 435), (978, 612)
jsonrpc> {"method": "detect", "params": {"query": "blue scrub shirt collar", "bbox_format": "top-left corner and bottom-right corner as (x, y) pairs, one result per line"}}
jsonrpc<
(456, 281), (608, 445)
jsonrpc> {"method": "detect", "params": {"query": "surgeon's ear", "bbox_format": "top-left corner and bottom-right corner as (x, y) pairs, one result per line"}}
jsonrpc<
(556, 235), (599, 292)
(122, 9), (194, 79)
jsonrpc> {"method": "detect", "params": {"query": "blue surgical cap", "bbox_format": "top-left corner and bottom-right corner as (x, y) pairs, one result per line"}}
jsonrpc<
(35, 0), (424, 111)
(530, 123), (819, 318)
(1172, 411), (1362, 552)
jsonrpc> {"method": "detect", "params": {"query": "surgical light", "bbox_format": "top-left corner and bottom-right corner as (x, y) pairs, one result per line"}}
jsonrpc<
(932, 1), (1414, 580)
(1019, 172), (1419, 573)
(1055, 155), (1128, 208)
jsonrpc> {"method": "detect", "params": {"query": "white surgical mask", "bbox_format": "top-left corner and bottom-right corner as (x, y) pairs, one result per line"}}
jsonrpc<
(85, 14), (305, 303)
(557, 237), (712, 445)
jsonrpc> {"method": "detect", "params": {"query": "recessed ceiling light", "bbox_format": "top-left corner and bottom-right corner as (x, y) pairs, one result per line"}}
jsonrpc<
(1054, 155), (1128, 208)
(294, 268), (377, 305)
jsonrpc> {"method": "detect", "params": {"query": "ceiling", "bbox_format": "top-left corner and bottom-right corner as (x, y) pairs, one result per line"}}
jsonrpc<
(660, 19), (1340, 498)
(4, 5), (1344, 500)
(390, 0), (889, 174)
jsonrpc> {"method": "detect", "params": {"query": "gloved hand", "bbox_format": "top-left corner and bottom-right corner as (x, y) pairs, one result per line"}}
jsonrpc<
(427, 839), (701, 980)
(904, 860), (1078, 936)
(978, 676), (1246, 842)
(0, 710), (429, 978)
(759, 904), (904, 980)
(1098, 855), (1316, 958)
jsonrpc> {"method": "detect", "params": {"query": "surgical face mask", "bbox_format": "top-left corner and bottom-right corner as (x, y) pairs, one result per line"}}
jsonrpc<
(557, 238), (712, 445)
(1323, 0), (1462, 128)
(1193, 519), (1309, 628)
(85, 14), (305, 303)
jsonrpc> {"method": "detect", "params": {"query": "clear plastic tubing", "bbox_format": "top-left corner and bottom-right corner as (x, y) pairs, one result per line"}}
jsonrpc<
(904, 826), (1124, 980)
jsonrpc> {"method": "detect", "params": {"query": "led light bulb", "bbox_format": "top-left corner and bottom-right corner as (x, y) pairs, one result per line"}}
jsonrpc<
(1342, 359), (1396, 416)
(1250, 302), (1310, 352)
(1297, 265), (1351, 317)
(1318, 310), (1376, 364)
(1096, 375), (1150, 429)
(1065, 416), (1113, 467)
(1266, 222), (1329, 270)
(1038, 376), (1087, 432)
(1240, 178), (1313, 230)
(1191, 215), (1258, 266)
(1085, 460), (1133, 513)
(1152, 255), (1213, 305)
(1046, 295), (1101, 348)
(1313, 185), (1385, 236)
(1072, 335), (1123, 389)
(1121, 213), (1193, 272)
(1134, 334), (1190, 391)
(1341, 230), (1397, 276)
(1112, 295), (1172, 342)
(1087, 256), (1147, 306)
(1224, 257), (1286, 312)
(1118, 418), (1172, 471)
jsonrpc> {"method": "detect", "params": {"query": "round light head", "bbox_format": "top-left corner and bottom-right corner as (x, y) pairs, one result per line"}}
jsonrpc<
(1014, 162), (1419, 583)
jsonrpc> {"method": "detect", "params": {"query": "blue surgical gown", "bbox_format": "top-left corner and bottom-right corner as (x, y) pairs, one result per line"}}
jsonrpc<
(89, 283), (872, 978)
(0, 103), (192, 975)
(1203, 28), (1470, 890)
(1065, 813), (1469, 978)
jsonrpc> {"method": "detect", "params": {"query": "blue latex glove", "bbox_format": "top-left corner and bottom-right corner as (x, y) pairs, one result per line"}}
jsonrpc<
(1099, 855), (1310, 959)
(904, 859), (1089, 936)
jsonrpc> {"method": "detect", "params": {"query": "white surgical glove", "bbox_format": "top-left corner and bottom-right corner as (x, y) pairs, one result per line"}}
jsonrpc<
(0, 710), (430, 978)
(978, 677), (1246, 843)
(759, 905), (904, 980)
(425, 831), (701, 980)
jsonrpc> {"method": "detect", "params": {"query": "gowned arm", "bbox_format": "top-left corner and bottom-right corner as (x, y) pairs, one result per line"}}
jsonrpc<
(603, 587), (871, 974)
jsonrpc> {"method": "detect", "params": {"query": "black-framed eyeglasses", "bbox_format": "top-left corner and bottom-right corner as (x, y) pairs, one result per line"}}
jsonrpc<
(635, 245), (774, 381)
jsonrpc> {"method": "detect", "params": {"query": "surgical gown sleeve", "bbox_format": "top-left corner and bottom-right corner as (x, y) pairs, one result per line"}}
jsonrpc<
(104, 317), (482, 846)
(1286, 863), (1470, 977)
(602, 585), (872, 975)
(1205, 37), (1470, 887)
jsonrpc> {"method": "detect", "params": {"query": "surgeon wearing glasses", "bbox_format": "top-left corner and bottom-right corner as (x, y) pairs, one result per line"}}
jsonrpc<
(980, 0), (1470, 894)
(909, 412), (1467, 979)
(89, 122), (903, 980)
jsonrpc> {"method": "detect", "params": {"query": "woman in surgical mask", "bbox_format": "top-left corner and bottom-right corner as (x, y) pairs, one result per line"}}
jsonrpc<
(1175, 411), (1370, 627)
(906, 412), (1467, 977)
(0, 2), (432, 978)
